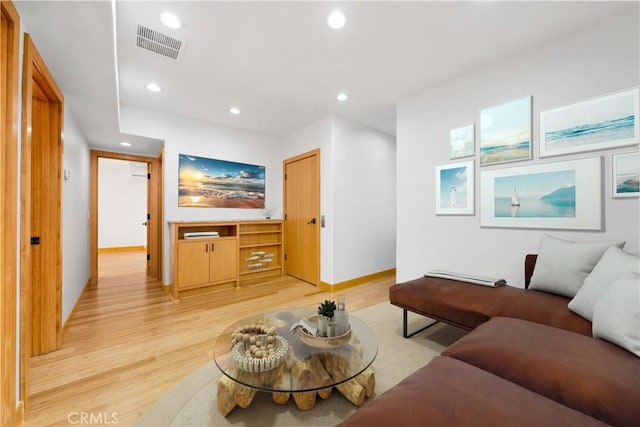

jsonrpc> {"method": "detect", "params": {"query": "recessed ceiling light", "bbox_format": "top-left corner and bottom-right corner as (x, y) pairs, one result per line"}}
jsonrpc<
(146, 83), (161, 92)
(336, 92), (348, 102)
(120, 142), (132, 147)
(160, 12), (181, 29)
(230, 107), (240, 115)
(328, 10), (346, 30)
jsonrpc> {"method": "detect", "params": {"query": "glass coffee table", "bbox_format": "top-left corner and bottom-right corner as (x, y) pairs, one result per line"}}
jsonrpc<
(213, 307), (378, 416)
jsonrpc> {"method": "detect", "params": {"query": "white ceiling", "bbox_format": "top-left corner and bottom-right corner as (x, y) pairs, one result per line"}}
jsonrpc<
(14, 1), (633, 157)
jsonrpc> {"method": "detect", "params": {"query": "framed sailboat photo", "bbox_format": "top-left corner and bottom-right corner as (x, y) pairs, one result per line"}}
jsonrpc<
(480, 157), (602, 230)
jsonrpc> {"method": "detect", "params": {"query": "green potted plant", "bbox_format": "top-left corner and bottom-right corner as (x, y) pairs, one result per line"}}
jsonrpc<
(317, 300), (336, 337)
(317, 300), (336, 318)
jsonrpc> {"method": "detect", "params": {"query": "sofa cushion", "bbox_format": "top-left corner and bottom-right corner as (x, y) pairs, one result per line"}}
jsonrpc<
(529, 234), (624, 298)
(442, 317), (640, 426)
(593, 272), (640, 357)
(390, 276), (592, 335)
(569, 246), (640, 321)
(337, 356), (607, 427)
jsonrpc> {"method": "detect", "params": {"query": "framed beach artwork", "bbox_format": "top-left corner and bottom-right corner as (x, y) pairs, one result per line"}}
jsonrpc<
(450, 124), (475, 159)
(612, 151), (640, 198)
(540, 88), (639, 158)
(178, 154), (265, 208)
(480, 96), (532, 166)
(480, 157), (602, 230)
(435, 161), (474, 215)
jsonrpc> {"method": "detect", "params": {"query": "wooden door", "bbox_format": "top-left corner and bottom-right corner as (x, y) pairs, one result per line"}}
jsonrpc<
(283, 149), (320, 285)
(209, 238), (237, 282)
(30, 94), (62, 355)
(177, 240), (210, 288)
(20, 35), (63, 361)
(145, 161), (152, 276)
(1, 1), (20, 423)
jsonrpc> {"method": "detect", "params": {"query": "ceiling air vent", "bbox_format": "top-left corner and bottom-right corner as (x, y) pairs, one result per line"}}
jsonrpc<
(136, 25), (184, 60)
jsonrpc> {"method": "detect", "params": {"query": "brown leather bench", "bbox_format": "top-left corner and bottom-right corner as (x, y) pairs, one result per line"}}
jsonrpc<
(389, 255), (592, 337)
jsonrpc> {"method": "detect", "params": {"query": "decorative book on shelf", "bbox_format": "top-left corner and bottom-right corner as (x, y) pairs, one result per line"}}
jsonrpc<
(184, 231), (220, 239)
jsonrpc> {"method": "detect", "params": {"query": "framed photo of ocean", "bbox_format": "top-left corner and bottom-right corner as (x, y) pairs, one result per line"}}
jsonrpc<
(539, 88), (639, 158)
(612, 151), (640, 198)
(480, 157), (602, 230)
(449, 124), (475, 159)
(479, 96), (532, 166)
(435, 161), (474, 215)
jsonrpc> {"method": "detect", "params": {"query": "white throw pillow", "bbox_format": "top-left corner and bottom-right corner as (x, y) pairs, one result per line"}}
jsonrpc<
(568, 246), (640, 321)
(592, 273), (640, 357)
(529, 234), (624, 298)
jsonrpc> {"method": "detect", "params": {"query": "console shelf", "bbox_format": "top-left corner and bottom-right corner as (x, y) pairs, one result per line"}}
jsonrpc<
(169, 220), (284, 299)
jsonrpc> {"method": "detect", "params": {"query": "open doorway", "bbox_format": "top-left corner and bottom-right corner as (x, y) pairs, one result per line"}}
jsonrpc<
(97, 158), (148, 280)
(89, 150), (163, 286)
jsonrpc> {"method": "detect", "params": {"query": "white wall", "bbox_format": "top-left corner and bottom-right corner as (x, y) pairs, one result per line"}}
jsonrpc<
(396, 10), (640, 286)
(332, 117), (396, 282)
(61, 105), (91, 322)
(283, 116), (397, 284)
(98, 158), (147, 248)
(282, 117), (334, 282)
(119, 105), (284, 283)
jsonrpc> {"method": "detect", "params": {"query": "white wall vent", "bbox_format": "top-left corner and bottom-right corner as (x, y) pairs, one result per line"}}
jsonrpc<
(136, 25), (184, 60)
(129, 161), (148, 178)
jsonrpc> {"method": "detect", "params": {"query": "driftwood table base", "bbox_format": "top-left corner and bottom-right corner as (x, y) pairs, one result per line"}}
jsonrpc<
(213, 309), (378, 417)
(217, 352), (376, 416)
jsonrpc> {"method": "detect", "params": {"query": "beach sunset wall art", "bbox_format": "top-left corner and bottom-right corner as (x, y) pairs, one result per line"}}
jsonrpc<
(178, 154), (265, 208)
(480, 96), (532, 166)
(435, 161), (474, 215)
(540, 88), (639, 158)
(480, 157), (602, 230)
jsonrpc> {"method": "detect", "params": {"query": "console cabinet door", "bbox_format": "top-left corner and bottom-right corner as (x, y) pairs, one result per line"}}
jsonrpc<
(177, 240), (210, 288)
(209, 239), (237, 283)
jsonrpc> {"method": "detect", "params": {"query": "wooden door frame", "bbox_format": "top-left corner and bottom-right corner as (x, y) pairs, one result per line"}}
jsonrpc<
(89, 150), (163, 285)
(1, 1), (21, 424)
(283, 148), (321, 286)
(19, 32), (64, 414)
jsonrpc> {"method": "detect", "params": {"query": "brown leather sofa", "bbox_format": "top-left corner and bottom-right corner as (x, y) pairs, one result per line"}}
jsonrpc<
(337, 256), (640, 426)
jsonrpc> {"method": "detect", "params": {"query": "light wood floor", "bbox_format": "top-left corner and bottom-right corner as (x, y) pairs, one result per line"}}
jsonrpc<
(23, 251), (394, 426)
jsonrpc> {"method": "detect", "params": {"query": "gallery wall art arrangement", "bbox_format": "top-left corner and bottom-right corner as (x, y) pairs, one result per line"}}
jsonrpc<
(435, 87), (639, 228)
(178, 154), (266, 208)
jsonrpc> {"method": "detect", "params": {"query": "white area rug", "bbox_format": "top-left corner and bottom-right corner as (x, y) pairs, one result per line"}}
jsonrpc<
(135, 303), (467, 427)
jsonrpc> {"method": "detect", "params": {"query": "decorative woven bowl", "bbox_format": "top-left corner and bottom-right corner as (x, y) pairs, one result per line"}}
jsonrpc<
(231, 334), (289, 373)
(299, 316), (352, 348)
